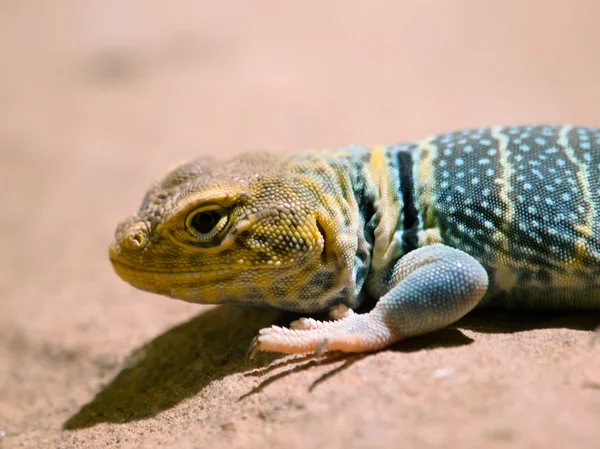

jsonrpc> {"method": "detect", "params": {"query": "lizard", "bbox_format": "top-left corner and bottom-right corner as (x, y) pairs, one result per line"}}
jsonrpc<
(109, 125), (600, 357)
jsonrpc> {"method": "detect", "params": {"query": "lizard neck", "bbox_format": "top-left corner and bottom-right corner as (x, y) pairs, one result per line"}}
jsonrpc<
(356, 144), (425, 297)
(288, 148), (375, 309)
(286, 144), (424, 309)
(359, 145), (421, 264)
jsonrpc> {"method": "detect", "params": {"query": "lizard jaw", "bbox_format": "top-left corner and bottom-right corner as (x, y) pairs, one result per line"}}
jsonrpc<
(109, 243), (237, 301)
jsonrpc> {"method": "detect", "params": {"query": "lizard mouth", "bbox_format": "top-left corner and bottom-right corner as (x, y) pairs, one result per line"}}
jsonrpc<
(110, 258), (236, 289)
(109, 256), (239, 302)
(109, 244), (236, 280)
(110, 258), (229, 276)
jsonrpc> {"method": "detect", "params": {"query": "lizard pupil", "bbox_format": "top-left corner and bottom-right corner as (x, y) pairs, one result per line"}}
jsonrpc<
(191, 211), (220, 234)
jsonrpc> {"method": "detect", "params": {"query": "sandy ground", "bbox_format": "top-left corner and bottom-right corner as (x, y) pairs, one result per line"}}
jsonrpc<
(2, 1), (600, 448)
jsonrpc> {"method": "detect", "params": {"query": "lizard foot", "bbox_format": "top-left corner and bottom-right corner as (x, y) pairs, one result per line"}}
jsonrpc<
(248, 310), (392, 359)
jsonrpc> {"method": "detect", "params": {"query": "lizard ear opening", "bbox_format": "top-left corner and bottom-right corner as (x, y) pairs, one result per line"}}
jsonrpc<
(316, 220), (329, 263)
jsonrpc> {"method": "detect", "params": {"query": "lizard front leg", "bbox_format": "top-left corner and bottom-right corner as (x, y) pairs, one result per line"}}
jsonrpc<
(249, 244), (488, 357)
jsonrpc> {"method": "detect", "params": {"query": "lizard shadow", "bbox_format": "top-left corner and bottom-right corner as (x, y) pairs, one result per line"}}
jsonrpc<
(235, 308), (600, 398)
(454, 308), (600, 334)
(64, 305), (599, 430)
(239, 327), (475, 398)
(64, 304), (476, 429)
(64, 305), (287, 430)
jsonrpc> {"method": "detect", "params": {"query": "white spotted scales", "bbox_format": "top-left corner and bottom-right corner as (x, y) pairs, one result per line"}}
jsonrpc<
(109, 125), (600, 356)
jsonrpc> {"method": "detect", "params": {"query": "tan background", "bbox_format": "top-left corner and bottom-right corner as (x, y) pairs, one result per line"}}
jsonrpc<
(2, 1), (600, 448)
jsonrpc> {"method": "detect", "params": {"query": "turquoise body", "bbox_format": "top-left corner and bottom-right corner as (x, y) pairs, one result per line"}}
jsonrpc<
(300, 125), (600, 310)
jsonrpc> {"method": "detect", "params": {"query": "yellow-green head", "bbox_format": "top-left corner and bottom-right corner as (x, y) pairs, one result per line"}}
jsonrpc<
(109, 154), (358, 312)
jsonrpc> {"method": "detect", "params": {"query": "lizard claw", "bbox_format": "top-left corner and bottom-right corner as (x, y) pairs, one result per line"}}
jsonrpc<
(247, 330), (331, 361)
(315, 338), (329, 357)
(246, 335), (261, 361)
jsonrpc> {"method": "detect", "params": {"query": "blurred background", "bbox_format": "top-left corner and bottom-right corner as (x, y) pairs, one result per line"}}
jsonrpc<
(2, 1), (600, 448)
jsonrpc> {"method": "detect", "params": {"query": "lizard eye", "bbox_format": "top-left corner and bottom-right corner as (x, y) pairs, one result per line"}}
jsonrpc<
(186, 207), (229, 241)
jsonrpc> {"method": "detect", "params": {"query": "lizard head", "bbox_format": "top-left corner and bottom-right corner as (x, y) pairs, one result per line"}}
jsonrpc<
(109, 154), (354, 312)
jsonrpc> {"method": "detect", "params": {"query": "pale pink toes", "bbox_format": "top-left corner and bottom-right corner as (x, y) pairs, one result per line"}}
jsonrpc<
(248, 310), (396, 359)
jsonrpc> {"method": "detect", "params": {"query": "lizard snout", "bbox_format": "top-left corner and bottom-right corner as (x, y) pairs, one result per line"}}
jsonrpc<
(112, 217), (150, 255)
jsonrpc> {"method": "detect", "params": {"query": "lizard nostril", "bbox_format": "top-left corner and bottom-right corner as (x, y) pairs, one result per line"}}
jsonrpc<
(119, 230), (147, 250)
(114, 217), (149, 251)
(129, 232), (146, 248)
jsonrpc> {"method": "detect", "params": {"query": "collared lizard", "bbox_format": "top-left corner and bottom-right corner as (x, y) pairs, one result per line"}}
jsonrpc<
(109, 125), (600, 357)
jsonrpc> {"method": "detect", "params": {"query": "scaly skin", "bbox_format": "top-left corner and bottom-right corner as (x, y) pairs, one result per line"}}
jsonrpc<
(110, 125), (600, 356)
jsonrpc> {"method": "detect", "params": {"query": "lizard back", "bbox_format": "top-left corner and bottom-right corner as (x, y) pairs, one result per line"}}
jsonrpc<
(386, 125), (600, 308)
